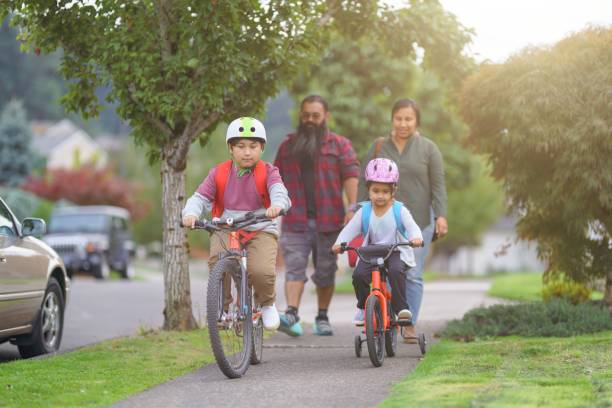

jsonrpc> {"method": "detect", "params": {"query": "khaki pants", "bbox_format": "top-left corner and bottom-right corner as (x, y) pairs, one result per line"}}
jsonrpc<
(209, 231), (277, 307)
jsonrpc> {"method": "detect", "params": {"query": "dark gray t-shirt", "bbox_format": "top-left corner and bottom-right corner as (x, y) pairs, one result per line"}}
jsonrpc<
(357, 133), (447, 229)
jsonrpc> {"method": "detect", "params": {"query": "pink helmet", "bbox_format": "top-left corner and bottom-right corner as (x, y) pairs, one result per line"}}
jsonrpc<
(365, 158), (399, 184)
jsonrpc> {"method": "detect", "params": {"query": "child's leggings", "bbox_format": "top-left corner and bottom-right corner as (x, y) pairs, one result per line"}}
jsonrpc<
(352, 252), (409, 314)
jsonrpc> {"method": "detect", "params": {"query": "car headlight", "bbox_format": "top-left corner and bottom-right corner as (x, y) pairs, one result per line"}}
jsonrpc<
(85, 242), (100, 253)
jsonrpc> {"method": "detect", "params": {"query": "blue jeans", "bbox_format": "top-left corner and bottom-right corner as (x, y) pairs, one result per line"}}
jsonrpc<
(405, 215), (435, 324)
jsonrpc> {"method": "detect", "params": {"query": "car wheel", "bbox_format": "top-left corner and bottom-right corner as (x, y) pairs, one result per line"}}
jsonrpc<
(119, 261), (135, 280)
(92, 258), (110, 280)
(18, 277), (65, 358)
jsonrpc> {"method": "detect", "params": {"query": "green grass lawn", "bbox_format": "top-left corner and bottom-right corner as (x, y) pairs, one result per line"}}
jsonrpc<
(0, 329), (215, 407)
(488, 272), (603, 302)
(333, 270), (478, 295)
(381, 331), (612, 407)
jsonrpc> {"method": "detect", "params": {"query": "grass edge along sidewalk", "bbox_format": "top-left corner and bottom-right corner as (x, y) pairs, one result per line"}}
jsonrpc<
(380, 330), (612, 407)
(0, 329), (215, 407)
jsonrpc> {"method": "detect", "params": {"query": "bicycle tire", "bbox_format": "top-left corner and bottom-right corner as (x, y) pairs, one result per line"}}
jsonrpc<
(385, 325), (398, 357)
(207, 257), (253, 379)
(365, 296), (385, 367)
(250, 314), (264, 365)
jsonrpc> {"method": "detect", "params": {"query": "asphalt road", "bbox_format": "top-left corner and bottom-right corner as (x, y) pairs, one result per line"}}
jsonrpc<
(0, 262), (207, 363)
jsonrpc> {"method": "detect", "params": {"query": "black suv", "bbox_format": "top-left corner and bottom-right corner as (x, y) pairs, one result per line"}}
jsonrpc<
(43, 206), (134, 280)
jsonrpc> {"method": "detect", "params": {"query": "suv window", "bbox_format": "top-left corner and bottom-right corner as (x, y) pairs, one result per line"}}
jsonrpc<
(111, 217), (128, 232)
(0, 202), (16, 237)
(49, 214), (109, 234)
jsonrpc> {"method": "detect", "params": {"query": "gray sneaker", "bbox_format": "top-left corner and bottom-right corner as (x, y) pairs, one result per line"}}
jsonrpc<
(313, 317), (333, 336)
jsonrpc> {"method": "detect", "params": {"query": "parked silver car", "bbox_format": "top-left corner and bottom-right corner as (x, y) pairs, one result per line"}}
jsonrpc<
(0, 196), (70, 358)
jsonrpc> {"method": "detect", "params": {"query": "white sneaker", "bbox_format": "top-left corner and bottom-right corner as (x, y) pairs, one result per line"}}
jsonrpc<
(261, 304), (280, 330)
(397, 309), (413, 323)
(353, 308), (365, 326)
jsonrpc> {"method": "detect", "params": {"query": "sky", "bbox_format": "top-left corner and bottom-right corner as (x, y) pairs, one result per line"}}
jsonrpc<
(436, 0), (612, 62)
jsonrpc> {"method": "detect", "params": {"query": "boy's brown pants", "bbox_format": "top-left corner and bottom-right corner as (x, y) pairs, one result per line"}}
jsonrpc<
(208, 231), (277, 307)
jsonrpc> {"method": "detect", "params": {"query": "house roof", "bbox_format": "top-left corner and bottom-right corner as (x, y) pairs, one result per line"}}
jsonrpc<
(31, 119), (94, 155)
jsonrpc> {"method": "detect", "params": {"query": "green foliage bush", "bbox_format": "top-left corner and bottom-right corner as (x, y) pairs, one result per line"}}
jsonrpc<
(542, 278), (592, 305)
(442, 299), (612, 341)
(0, 187), (40, 221)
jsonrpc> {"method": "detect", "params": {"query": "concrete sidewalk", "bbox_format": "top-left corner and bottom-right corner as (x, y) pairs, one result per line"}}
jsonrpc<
(113, 280), (498, 408)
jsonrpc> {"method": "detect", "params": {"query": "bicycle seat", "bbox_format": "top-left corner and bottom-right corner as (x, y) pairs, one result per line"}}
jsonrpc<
(358, 244), (395, 259)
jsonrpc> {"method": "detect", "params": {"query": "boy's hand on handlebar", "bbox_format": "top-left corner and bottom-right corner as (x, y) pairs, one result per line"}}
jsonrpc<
(182, 215), (198, 229)
(331, 244), (342, 255)
(410, 238), (424, 247)
(266, 205), (283, 219)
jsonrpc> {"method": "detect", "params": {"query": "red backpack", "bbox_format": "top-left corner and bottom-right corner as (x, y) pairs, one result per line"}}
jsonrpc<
(211, 160), (270, 218)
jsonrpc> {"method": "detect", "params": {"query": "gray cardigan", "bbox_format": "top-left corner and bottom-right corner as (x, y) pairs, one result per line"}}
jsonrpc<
(357, 133), (447, 229)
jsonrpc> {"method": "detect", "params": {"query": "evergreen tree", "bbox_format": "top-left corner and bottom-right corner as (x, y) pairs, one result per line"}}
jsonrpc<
(0, 100), (33, 186)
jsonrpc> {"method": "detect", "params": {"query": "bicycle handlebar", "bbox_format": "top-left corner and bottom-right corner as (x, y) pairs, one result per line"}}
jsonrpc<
(338, 241), (424, 265)
(182, 208), (287, 232)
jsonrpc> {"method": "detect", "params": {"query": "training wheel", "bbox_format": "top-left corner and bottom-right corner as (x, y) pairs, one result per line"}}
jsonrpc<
(418, 333), (427, 355)
(354, 335), (362, 358)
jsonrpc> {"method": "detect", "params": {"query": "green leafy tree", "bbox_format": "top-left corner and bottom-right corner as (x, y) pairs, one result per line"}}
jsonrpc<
(289, 7), (502, 257)
(0, 18), (65, 120)
(460, 27), (612, 305)
(0, 1), (387, 329)
(0, 100), (34, 186)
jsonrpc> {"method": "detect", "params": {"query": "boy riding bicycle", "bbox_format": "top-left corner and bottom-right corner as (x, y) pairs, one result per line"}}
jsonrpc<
(182, 117), (291, 331)
(332, 158), (423, 326)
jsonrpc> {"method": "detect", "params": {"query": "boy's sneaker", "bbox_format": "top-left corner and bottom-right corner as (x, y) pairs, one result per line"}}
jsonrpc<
(313, 316), (333, 336)
(397, 309), (413, 324)
(353, 309), (365, 326)
(261, 304), (280, 331)
(279, 312), (303, 337)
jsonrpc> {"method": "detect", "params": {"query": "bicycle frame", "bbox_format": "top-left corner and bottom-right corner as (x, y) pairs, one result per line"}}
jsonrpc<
(367, 265), (393, 331)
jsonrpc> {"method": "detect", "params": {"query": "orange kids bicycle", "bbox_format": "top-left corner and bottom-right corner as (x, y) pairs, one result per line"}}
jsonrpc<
(338, 241), (426, 367)
(184, 209), (283, 378)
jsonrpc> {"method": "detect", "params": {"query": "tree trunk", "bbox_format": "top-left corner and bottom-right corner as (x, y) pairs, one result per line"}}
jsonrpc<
(604, 266), (612, 309)
(160, 156), (197, 330)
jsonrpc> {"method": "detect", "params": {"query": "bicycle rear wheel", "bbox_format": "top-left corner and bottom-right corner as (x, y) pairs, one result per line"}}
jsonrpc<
(365, 296), (385, 367)
(207, 257), (253, 379)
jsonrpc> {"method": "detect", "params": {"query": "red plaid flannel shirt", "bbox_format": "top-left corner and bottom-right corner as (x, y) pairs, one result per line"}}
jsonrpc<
(274, 131), (360, 232)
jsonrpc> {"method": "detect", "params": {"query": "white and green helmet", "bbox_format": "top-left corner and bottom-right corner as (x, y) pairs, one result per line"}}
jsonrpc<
(225, 117), (267, 144)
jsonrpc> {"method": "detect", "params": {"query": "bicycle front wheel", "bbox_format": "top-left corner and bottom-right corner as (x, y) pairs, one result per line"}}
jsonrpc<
(365, 296), (385, 367)
(207, 257), (253, 379)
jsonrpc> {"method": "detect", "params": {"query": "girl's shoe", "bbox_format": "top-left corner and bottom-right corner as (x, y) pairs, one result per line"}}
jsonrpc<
(397, 309), (413, 323)
(261, 304), (280, 330)
(402, 325), (418, 344)
(353, 309), (365, 326)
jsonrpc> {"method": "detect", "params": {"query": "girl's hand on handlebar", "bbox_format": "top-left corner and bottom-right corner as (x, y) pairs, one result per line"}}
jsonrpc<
(410, 238), (424, 247)
(266, 205), (283, 219)
(331, 244), (342, 255)
(182, 215), (198, 229)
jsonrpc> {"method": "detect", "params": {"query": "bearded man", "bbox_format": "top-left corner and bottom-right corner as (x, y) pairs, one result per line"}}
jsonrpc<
(274, 95), (359, 336)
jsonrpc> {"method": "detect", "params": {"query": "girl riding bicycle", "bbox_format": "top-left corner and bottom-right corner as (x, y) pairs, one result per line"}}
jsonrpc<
(182, 117), (291, 331)
(332, 158), (423, 326)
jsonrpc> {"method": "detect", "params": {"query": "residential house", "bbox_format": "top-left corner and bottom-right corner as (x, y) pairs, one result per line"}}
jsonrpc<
(31, 119), (108, 170)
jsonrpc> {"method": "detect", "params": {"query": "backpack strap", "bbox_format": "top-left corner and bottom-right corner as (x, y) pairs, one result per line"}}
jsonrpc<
(392, 201), (407, 239)
(360, 200), (407, 240)
(360, 201), (372, 237)
(212, 160), (270, 218)
(253, 160), (270, 209)
(212, 160), (233, 218)
(373, 137), (386, 158)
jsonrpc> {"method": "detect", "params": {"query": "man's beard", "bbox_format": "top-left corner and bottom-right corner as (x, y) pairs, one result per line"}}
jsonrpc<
(291, 121), (326, 157)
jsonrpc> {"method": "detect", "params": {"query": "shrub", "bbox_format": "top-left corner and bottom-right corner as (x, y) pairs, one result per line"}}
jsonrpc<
(442, 299), (612, 341)
(542, 278), (592, 304)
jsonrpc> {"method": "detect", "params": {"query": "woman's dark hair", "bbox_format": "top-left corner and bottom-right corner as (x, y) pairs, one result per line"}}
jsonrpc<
(391, 98), (420, 126)
(301, 95), (329, 112)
